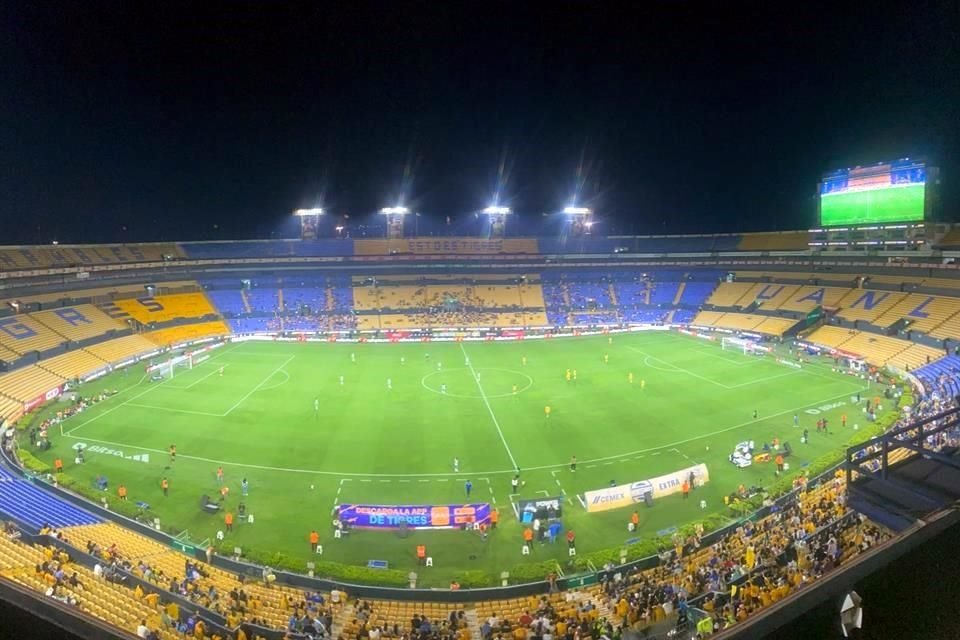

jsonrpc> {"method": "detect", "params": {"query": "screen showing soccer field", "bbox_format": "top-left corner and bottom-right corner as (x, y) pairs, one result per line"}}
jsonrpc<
(819, 160), (926, 226)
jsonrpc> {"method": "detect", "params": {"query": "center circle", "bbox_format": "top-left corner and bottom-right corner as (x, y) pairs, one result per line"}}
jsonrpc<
(421, 367), (534, 399)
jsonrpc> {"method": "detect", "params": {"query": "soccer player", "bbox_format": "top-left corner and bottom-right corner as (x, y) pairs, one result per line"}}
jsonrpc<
(604, 354), (609, 364)
(219, 366), (224, 377)
(628, 372), (634, 384)
(544, 405), (552, 420)
(350, 353), (356, 363)
(453, 457), (460, 473)
(608, 336), (613, 345)
(425, 352), (430, 361)
(465, 479), (472, 497)
(521, 356), (527, 367)
(339, 375), (344, 386)
(241, 478), (249, 496)
(753, 409), (758, 420)
(565, 369), (572, 382)
(464, 356), (470, 367)
(572, 369), (577, 383)
(512, 384), (518, 395)
(161, 477), (169, 496)
(216, 466), (224, 485)
(570, 455), (577, 472)
(169, 444), (176, 465)
(640, 379), (646, 390)
(314, 398), (320, 413)
(386, 378), (392, 390)
(441, 383), (447, 394)
(437, 362), (442, 371)
(400, 356), (405, 365)
(793, 414), (798, 426)
(511, 474), (520, 493)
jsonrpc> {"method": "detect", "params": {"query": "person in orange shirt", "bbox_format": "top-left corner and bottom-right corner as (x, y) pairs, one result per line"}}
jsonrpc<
(522, 527), (534, 549)
(54, 458), (63, 473)
(416, 544), (426, 565)
(309, 530), (320, 552)
(775, 454), (785, 473)
(630, 511), (639, 529)
(161, 477), (169, 496)
(682, 481), (690, 499)
(117, 485), (127, 501)
(224, 512), (234, 532)
(490, 508), (499, 529)
(220, 485), (229, 502)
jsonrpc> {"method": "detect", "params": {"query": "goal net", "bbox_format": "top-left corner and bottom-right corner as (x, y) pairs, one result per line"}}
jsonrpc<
(722, 336), (759, 354)
(148, 353), (194, 379)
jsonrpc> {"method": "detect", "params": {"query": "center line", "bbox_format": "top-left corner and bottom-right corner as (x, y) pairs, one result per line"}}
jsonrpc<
(459, 343), (519, 470)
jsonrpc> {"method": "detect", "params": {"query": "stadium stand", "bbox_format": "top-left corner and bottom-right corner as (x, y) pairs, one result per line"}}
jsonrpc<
(0, 365), (65, 403)
(935, 228), (960, 249)
(0, 314), (66, 355)
(777, 286), (854, 313)
(100, 293), (220, 325)
(144, 321), (230, 346)
(37, 351), (109, 380)
(803, 325), (857, 349)
(835, 290), (907, 323)
(805, 327), (943, 370)
(183, 239), (354, 258)
(913, 355), (960, 397)
(0, 483), (99, 530)
(31, 305), (128, 343)
(83, 334), (159, 365)
(0, 243), (184, 271)
(873, 293), (960, 334)
(704, 282), (755, 307)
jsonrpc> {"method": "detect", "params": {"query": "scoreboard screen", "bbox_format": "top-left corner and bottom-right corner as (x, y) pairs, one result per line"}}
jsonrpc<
(819, 159), (927, 226)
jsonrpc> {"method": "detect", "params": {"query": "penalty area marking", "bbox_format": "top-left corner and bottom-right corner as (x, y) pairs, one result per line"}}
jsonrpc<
(421, 368), (533, 399)
(62, 386), (867, 478)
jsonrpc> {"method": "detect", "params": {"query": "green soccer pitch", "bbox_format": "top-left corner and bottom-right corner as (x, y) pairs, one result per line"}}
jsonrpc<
(31, 332), (890, 588)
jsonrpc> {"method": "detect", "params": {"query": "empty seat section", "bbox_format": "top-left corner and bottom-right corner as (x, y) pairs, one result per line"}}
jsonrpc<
(0, 315), (65, 354)
(84, 334), (160, 364)
(104, 293), (219, 324)
(678, 281), (716, 305)
(778, 286), (851, 313)
(705, 282), (755, 307)
(805, 325), (857, 349)
(691, 311), (725, 326)
(835, 290), (906, 323)
(0, 365), (65, 402)
(836, 332), (910, 367)
(31, 305), (127, 342)
(0, 480), (100, 528)
(873, 294), (960, 333)
(145, 321), (230, 346)
(38, 350), (108, 379)
(887, 343), (946, 372)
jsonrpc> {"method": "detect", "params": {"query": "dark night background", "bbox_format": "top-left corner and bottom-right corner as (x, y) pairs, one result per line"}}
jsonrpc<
(1, 1), (958, 244)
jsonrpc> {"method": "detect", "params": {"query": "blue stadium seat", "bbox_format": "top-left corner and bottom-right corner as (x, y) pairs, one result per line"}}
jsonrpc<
(0, 478), (101, 529)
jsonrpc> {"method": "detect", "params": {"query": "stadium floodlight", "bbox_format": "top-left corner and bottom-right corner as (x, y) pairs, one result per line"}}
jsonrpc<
(293, 208), (324, 216)
(482, 205), (511, 215)
(563, 206), (592, 215)
(380, 206), (410, 215)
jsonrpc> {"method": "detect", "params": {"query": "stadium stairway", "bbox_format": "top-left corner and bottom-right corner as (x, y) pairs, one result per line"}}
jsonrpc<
(672, 281), (686, 305)
(463, 608), (482, 640)
(240, 288), (252, 313)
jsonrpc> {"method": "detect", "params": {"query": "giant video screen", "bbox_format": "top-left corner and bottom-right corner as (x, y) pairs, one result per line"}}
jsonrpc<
(819, 160), (926, 226)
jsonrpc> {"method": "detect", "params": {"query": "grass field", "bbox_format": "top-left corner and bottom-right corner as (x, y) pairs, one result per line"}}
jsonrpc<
(33, 331), (886, 587)
(820, 183), (925, 226)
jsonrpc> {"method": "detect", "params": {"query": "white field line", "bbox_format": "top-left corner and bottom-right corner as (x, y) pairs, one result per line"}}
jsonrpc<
(182, 364), (230, 390)
(64, 343), (241, 436)
(122, 404), (225, 417)
(222, 355), (295, 416)
(62, 374), (869, 478)
(459, 343), (519, 470)
(633, 347), (802, 390)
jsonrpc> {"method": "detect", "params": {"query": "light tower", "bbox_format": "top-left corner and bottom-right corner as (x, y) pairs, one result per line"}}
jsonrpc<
(379, 206), (410, 239)
(481, 205), (511, 238)
(563, 206), (594, 236)
(293, 208), (324, 239)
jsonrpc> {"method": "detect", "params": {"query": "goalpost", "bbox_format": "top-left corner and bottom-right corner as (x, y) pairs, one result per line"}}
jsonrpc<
(721, 336), (757, 354)
(148, 353), (195, 379)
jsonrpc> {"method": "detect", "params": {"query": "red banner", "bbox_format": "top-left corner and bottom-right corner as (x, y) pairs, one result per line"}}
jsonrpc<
(24, 385), (62, 413)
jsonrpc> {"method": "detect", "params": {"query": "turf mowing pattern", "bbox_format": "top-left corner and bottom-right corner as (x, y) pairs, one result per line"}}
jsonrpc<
(39, 331), (881, 587)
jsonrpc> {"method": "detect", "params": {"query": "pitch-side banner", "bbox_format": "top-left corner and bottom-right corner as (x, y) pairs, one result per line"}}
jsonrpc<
(338, 504), (490, 529)
(583, 463), (710, 513)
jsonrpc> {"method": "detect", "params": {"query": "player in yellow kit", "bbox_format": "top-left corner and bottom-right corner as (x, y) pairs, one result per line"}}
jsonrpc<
(603, 354), (609, 364)
(521, 356), (527, 367)
(628, 372), (634, 384)
(641, 379), (646, 390)
(544, 405), (552, 419)
(565, 369), (572, 382)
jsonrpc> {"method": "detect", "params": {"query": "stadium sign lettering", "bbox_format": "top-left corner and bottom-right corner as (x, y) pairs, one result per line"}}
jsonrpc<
(805, 400), (846, 415)
(70, 443), (150, 464)
(584, 464), (709, 513)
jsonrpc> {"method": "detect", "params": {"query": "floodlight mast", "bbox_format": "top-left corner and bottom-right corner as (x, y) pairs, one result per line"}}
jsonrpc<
(563, 205), (594, 236)
(293, 208), (325, 216)
(481, 205), (512, 215)
(380, 206), (410, 239)
(562, 206), (592, 215)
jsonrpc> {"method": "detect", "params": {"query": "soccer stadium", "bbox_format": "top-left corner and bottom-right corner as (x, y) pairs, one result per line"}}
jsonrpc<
(2, 216), (960, 640)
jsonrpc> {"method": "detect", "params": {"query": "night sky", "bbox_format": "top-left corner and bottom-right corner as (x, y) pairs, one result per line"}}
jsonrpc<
(2, 1), (958, 244)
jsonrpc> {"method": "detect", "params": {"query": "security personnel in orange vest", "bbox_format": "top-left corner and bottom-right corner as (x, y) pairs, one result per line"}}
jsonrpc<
(416, 544), (426, 565)
(522, 527), (534, 548)
(490, 508), (499, 529)
(117, 485), (127, 501)
(54, 458), (63, 473)
(225, 512), (234, 532)
(631, 511), (640, 528)
(309, 530), (320, 552)
(776, 454), (785, 473)
(161, 477), (169, 496)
